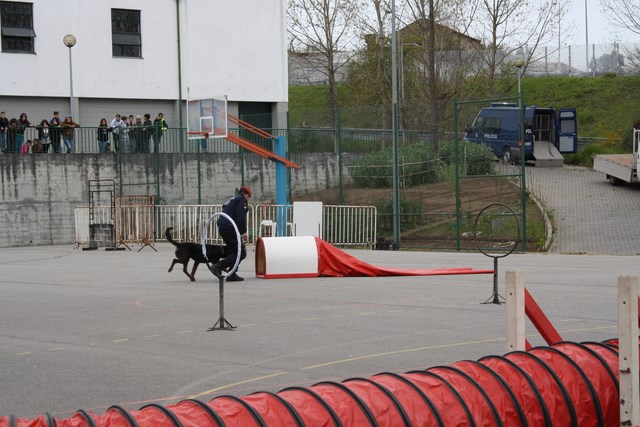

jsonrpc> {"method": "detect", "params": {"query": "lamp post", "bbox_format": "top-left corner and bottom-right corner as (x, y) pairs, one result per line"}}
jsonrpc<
(63, 34), (76, 119)
(558, 7), (561, 67)
(584, 0), (589, 73)
(391, 0), (400, 249)
(552, 1), (560, 69)
(514, 58), (524, 101)
(513, 57), (527, 251)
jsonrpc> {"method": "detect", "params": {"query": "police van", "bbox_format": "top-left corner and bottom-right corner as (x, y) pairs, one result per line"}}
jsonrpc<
(463, 103), (578, 166)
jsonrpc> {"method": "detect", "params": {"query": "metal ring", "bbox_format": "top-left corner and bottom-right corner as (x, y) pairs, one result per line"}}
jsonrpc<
(201, 212), (242, 277)
(473, 203), (520, 259)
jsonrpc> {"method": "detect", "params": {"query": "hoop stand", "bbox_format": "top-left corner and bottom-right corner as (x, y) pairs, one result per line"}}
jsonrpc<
(482, 257), (505, 305)
(474, 203), (519, 306)
(201, 211), (242, 332)
(207, 271), (236, 331)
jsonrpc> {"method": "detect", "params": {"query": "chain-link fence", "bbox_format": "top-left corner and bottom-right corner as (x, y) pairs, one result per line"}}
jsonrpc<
(287, 99), (537, 252)
(46, 102), (539, 252)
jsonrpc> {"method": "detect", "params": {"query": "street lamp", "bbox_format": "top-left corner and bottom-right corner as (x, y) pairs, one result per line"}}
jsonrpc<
(391, 0), (400, 249)
(63, 34), (76, 119)
(514, 57), (524, 102)
(584, 0), (589, 73)
(513, 57), (527, 250)
(552, 1), (560, 69)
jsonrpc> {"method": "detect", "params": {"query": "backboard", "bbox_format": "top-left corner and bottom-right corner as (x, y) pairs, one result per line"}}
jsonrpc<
(187, 96), (228, 140)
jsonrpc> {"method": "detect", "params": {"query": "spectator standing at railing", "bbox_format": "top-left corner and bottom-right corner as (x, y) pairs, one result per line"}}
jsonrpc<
(37, 119), (51, 153)
(49, 111), (62, 153)
(141, 113), (152, 153)
(0, 112), (9, 153)
(19, 139), (32, 153)
(32, 138), (44, 153)
(16, 113), (33, 153)
(97, 118), (111, 154)
(131, 115), (144, 152)
(110, 114), (126, 152)
(119, 114), (131, 152)
(7, 117), (18, 152)
(152, 113), (168, 153)
(0, 111), (8, 153)
(61, 115), (79, 153)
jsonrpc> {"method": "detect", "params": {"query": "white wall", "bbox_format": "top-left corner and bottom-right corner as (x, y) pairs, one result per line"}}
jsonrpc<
(1, 0), (287, 103)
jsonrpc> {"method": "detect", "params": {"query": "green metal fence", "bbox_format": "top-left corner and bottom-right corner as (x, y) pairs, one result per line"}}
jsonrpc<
(24, 103), (534, 252)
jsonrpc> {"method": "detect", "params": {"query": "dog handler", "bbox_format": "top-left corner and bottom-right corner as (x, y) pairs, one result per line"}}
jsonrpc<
(211, 186), (251, 282)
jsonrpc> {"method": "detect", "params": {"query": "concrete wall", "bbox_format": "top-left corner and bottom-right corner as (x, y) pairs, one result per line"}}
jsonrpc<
(0, 153), (351, 247)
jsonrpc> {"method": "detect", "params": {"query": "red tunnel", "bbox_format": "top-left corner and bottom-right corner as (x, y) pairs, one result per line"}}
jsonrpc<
(1, 339), (623, 427)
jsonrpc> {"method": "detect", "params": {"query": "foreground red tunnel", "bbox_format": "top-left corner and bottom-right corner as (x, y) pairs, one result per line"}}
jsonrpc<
(1, 339), (623, 427)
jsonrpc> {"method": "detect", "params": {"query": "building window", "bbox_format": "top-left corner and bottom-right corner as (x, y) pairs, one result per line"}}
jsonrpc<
(1, 1), (36, 53)
(111, 8), (141, 57)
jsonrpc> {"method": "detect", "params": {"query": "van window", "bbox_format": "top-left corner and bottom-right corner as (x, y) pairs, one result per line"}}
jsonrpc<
(500, 117), (519, 132)
(484, 117), (501, 134)
(560, 119), (575, 133)
(470, 116), (484, 131)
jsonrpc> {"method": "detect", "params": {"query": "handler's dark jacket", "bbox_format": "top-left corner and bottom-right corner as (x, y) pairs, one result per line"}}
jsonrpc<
(217, 194), (248, 234)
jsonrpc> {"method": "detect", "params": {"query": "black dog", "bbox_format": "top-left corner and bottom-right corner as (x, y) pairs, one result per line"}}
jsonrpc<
(166, 227), (228, 282)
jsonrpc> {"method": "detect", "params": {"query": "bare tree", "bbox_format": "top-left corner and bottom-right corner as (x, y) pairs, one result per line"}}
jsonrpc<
(463, 0), (566, 96)
(600, 0), (640, 35)
(288, 0), (364, 128)
(354, 0), (393, 107)
(404, 0), (439, 150)
(601, 0), (640, 73)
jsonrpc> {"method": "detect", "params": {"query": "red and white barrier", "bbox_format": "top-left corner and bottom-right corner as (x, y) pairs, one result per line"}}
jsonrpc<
(255, 237), (494, 279)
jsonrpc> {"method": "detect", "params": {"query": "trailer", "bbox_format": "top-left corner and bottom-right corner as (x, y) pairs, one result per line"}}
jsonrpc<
(593, 129), (639, 186)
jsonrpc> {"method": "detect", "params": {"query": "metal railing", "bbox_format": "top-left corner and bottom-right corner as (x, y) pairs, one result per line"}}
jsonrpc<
(75, 203), (376, 248)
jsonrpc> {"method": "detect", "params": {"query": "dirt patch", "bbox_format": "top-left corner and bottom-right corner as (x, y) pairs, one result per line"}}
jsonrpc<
(293, 178), (545, 252)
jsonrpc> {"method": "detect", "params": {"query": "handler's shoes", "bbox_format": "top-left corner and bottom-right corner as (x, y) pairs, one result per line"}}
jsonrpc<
(209, 264), (223, 278)
(226, 273), (244, 282)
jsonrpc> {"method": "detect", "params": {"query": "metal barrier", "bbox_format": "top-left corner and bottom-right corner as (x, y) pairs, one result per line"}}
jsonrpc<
(154, 205), (256, 245)
(254, 204), (375, 247)
(75, 204), (376, 248)
(323, 205), (377, 248)
(254, 204), (293, 238)
(74, 206), (112, 247)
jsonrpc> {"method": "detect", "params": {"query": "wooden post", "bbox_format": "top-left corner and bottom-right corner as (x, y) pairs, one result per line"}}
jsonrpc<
(506, 269), (525, 352)
(619, 275), (639, 426)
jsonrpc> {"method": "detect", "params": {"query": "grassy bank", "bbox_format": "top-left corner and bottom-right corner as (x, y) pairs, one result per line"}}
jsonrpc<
(290, 74), (640, 140)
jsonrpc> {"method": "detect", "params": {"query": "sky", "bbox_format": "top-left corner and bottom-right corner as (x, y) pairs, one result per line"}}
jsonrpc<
(564, 0), (640, 46)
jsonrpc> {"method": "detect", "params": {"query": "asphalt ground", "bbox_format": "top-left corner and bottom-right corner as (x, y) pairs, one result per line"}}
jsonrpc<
(1, 244), (637, 419)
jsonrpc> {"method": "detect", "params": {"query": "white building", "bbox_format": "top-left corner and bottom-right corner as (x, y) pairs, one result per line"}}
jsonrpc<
(0, 0), (288, 128)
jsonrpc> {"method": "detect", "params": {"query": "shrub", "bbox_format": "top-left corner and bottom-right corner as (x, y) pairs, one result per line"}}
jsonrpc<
(348, 143), (446, 188)
(375, 198), (423, 233)
(564, 143), (620, 167)
(438, 140), (495, 176)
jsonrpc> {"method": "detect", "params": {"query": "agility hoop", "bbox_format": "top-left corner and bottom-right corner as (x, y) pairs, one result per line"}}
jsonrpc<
(474, 203), (520, 305)
(201, 212), (242, 330)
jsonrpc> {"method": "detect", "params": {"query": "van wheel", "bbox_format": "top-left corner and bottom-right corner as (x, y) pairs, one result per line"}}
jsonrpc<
(501, 149), (513, 164)
(607, 175), (625, 186)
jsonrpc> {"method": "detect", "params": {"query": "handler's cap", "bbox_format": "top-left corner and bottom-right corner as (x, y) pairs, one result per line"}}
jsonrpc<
(240, 186), (252, 197)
